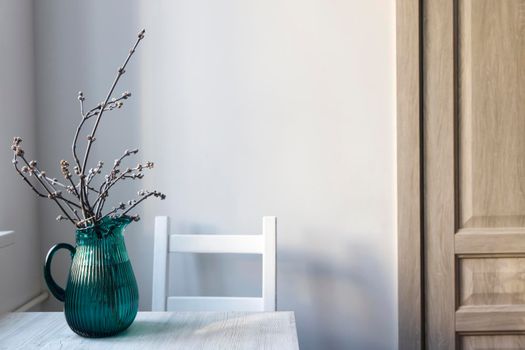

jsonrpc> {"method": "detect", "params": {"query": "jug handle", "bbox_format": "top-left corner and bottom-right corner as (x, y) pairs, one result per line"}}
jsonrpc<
(44, 243), (76, 302)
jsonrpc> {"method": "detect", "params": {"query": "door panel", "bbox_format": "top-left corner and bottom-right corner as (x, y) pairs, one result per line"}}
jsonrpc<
(459, 257), (525, 306)
(424, 0), (525, 348)
(461, 335), (525, 350)
(459, 0), (525, 228)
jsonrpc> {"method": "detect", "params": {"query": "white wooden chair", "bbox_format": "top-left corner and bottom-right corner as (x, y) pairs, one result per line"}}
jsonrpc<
(152, 216), (277, 312)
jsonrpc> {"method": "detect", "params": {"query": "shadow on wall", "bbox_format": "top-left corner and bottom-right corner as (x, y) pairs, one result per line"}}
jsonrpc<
(164, 226), (397, 350)
(278, 240), (396, 350)
(153, 220), (396, 350)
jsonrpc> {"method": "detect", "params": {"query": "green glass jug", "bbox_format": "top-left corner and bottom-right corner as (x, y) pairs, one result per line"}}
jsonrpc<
(44, 216), (139, 338)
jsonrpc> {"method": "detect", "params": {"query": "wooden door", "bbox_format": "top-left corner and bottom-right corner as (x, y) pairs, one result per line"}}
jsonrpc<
(423, 0), (525, 349)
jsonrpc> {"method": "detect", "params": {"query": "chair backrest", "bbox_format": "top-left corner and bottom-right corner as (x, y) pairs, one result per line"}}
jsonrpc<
(152, 216), (277, 312)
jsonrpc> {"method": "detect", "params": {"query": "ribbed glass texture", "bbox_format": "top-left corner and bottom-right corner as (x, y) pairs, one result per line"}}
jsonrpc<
(64, 216), (139, 337)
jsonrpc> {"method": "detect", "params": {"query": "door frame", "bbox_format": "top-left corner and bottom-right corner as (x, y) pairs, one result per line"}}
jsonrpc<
(396, 0), (424, 349)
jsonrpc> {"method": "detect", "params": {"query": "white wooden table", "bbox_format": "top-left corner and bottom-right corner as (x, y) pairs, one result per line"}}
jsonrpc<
(0, 312), (299, 350)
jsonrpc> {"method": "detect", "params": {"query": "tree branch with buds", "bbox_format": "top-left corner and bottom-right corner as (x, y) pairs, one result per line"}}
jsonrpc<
(10, 29), (166, 230)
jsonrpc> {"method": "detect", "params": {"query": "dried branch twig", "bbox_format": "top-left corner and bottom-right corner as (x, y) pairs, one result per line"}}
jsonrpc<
(10, 29), (166, 230)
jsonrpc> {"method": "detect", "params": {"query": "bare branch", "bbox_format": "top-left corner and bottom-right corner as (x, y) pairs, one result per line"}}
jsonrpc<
(94, 159), (152, 217)
(10, 29), (165, 230)
(78, 91), (85, 116)
(12, 160), (48, 199)
(78, 30), (145, 216)
(11, 139), (77, 225)
(120, 190), (166, 216)
(19, 157), (81, 220)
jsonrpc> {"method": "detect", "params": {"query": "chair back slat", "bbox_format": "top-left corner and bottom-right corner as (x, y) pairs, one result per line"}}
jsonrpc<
(169, 234), (264, 254)
(167, 296), (264, 312)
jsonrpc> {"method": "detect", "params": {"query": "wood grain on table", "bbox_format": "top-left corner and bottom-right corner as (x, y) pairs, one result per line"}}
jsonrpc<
(0, 311), (299, 350)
